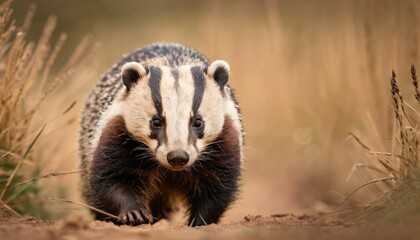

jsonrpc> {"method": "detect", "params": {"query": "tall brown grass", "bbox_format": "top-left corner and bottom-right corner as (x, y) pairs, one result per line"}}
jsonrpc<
(0, 0), (95, 218)
(334, 66), (420, 223)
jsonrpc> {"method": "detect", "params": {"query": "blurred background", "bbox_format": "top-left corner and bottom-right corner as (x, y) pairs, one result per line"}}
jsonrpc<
(8, 0), (420, 221)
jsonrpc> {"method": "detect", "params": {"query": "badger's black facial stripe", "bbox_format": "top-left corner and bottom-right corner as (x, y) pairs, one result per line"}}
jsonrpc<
(148, 67), (167, 146)
(189, 67), (206, 144)
(171, 68), (179, 92)
(191, 66), (205, 114)
(148, 66), (163, 115)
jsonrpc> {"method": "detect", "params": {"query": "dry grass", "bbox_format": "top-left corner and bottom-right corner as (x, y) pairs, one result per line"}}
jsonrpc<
(337, 66), (420, 223)
(0, 0), (95, 218)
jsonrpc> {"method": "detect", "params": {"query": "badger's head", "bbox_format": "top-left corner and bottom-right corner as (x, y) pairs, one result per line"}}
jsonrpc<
(119, 60), (231, 171)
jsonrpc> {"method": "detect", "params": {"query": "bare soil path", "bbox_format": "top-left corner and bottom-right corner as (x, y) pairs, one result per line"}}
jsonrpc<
(1, 214), (418, 240)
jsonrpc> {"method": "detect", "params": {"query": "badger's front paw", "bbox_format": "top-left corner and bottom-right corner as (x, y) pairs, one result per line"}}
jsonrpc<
(118, 208), (154, 225)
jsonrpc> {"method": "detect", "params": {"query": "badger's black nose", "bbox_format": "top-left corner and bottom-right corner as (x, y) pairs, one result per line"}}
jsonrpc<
(167, 150), (189, 166)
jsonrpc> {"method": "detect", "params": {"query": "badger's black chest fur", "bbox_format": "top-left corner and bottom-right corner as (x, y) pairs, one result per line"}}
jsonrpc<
(79, 43), (243, 226)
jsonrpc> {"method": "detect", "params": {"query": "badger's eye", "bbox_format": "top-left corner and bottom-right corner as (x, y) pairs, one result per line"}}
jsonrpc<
(193, 118), (204, 129)
(150, 117), (162, 129)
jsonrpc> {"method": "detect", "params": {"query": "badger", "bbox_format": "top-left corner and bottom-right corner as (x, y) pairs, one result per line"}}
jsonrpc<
(79, 42), (243, 226)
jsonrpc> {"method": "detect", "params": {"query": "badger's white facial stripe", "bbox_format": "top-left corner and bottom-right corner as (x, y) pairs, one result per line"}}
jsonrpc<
(198, 80), (225, 145)
(120, 66), (160, 149)
(160, 66), (195, 149)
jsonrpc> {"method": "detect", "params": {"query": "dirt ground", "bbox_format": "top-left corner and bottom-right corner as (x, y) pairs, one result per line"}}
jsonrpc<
(1, 213), (420, 240)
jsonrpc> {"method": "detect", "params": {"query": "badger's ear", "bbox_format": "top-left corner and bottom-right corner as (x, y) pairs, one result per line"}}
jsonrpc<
(206, 60), (230, 90)
(121, 62), (148, 90)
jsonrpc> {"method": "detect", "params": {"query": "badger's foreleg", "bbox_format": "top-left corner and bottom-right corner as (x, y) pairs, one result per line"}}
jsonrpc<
(89, 116), (155, 225)
(90, 172), (154, 225)
(188, 160), (240, 227)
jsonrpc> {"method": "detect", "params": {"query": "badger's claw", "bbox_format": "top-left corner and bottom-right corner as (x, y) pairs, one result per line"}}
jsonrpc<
(118, 209), (154, 225)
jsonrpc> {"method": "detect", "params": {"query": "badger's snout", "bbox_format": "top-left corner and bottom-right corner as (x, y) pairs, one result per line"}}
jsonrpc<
(167, 150), (189, 166)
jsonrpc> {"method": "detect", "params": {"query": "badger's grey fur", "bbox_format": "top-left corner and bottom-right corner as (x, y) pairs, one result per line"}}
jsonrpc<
(79, 42), (243, 226)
